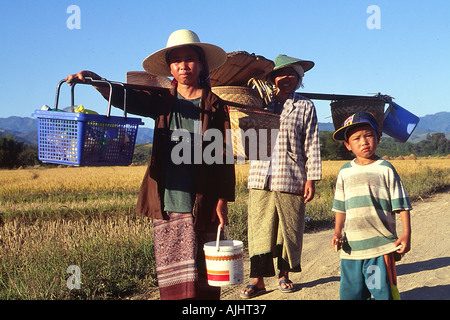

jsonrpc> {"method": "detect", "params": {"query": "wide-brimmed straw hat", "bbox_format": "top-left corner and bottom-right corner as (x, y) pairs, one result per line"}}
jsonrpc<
(142, 29), (227, 77)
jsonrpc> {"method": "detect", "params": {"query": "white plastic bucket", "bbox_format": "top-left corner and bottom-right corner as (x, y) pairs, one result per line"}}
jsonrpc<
(203, 225), (244, 287)
(382, 96), (420, 143)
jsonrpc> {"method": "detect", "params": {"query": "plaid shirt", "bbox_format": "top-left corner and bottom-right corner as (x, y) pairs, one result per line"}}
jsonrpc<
(248, 93), (322, 195)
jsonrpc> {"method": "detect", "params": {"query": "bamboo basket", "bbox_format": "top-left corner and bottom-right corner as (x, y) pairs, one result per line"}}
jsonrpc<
(330, 98), (386, 131)
(212, 86), (264, 109)
(228, 106), (279, 160)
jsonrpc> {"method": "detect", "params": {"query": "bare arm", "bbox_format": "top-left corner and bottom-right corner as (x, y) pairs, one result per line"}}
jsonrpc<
(211, 199), (228, 229)
(394, 210), (411, 254)
(64, 70), (171, 118)
(65, 70), (110, 99)
(331, 211), (346, 251)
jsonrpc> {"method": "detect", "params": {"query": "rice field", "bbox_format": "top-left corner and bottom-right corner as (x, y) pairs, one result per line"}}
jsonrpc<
(1, 158), (449, 299)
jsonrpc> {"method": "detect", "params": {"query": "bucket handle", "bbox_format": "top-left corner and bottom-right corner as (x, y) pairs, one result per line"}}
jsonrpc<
(215, 225), (230, 252)
(380, 94), (401, 125)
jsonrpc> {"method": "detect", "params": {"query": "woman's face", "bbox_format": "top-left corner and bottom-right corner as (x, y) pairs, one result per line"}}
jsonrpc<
(273, 67), (300, 96)
(168, 47), (202, 87)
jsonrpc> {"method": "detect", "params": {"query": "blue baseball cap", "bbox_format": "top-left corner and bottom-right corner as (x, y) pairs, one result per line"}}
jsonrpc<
(333, 111), (380, 141)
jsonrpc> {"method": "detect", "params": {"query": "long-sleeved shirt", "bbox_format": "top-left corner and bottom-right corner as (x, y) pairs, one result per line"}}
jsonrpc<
(109, 84), (235, 230)
(247, 92), (322, 195)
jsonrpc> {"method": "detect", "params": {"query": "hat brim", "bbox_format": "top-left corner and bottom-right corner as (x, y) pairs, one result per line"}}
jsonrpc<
(273, 60), (315, 73)
(333, 122), (377, 141)
(142, 43), (227, 77)
(268, 60), (315, 84)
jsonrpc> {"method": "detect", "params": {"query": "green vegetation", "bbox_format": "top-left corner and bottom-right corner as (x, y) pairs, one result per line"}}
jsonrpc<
(0, 135), (39, 168)
(2, 132), (449, 168)
(319, 131), (450, 160)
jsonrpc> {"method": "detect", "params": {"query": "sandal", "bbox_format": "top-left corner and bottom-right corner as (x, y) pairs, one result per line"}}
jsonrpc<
(278, 279), (295, 293)
(240, 285), (266, 299)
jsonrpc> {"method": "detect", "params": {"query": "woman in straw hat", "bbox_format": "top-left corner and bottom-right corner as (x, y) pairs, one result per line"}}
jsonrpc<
(66, 29), (235, 300)
(241, 54), (322, 298)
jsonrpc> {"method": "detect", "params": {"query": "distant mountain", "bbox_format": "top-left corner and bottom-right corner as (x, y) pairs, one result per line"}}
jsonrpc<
(0, 128), (38, 146)
(318, 122), (335, 132)
(419, 112), (450, 132)
(0, 116), (36, 132)
(0, 112), (448, 145)
(135, 127), (154, 144)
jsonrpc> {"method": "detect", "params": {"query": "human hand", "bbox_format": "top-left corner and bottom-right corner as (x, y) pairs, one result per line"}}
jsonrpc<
(395, 232), (411, 254)
(331, 232), (343, 252)
(303, 180), (315, 203)
(65, 70), (101, 85)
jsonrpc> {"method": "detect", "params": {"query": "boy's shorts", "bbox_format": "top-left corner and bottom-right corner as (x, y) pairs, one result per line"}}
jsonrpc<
(339, 253), (399, 300)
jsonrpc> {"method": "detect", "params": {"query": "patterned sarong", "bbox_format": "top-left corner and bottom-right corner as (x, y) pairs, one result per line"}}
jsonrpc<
(153, 213), (198, 300)
(153, 212), (221, 300)
(248, 189), (306, 277)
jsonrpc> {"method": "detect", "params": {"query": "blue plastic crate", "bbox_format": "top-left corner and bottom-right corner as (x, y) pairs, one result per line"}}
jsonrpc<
(32, 110), (144, 166)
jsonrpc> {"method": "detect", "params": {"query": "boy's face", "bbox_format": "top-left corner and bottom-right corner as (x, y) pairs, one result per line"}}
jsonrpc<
(344, 124), (380, 160)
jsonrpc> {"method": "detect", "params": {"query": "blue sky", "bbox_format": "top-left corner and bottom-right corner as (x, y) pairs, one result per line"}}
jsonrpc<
(0, 0), (449, 128)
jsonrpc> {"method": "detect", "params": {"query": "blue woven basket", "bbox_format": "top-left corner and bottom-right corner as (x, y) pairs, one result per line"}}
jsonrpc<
(32, 78), (144, 166)
(32, 110), (143, 166)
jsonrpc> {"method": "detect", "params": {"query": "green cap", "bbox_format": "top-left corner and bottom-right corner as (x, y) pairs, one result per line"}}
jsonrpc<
(272, 54), (315, 73)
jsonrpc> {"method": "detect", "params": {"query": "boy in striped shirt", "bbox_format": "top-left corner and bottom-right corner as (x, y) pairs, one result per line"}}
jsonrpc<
(331, 111), (412, 300)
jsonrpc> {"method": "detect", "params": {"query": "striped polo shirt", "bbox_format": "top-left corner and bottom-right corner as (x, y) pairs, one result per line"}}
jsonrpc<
(332, 159), (412, 260)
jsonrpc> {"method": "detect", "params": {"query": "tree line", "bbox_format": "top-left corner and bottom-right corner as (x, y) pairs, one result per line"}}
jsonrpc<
(319, 131), (450, 160)
(0, 135), (39, 168)
(0, 132), (449, 168)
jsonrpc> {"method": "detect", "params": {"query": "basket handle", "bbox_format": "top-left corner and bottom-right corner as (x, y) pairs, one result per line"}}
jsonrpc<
(247, 78), (273, 106)
(54, 77), (127, 118)
(215, 224), (230, 252)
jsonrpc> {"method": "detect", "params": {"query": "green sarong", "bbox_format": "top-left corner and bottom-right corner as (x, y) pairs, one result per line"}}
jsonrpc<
(247, 189), (306, 277)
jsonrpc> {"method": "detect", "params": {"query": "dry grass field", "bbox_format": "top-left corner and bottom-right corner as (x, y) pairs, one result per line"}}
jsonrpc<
(0, 158), (449, 299)
(236, 157), (450, 179)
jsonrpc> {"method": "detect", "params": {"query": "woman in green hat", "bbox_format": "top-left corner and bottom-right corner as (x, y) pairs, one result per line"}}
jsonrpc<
(241, 54), (322, 298)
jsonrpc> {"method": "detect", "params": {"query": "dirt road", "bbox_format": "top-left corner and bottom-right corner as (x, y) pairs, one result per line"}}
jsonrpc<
(220, 191), (450, 300)
(142, 191), (449, 300)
